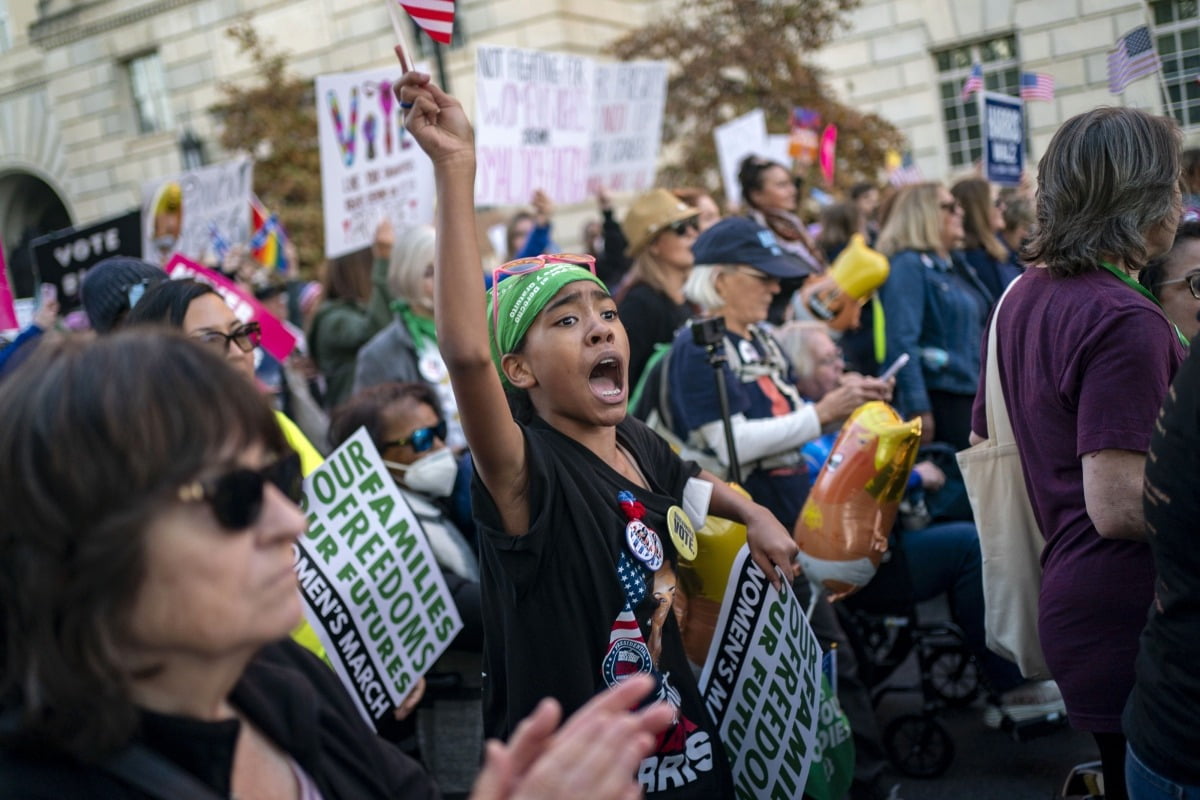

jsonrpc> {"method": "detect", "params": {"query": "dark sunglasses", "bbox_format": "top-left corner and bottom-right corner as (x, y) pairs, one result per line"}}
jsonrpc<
(176, 451), (303, 530)
(192, 322), (263, 354)
(382, 419), (448, 453)
(666, 217), (700, 236)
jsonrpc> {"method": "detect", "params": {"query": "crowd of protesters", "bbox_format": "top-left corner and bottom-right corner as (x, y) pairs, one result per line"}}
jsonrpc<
(1, 54), (1199, 800)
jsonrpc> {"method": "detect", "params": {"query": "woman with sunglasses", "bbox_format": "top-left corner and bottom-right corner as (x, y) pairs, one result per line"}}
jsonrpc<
(952, 177), (1021, 300)
(615, 188), (701, 388)
(0, 331), (675, 799)
(397, 65), (799, 799)
(1141, 219), (1200, 341)
(876, 182), (992, 449)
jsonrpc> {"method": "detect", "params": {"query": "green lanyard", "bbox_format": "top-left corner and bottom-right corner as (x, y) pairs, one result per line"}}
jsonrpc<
(1098, 261), (1190, 349)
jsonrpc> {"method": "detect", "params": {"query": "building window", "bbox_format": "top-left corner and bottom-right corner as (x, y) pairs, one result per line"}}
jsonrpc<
(0, 0), (11, 53)
(934, 35), (1022, 168)
(126, 52), (174, 134)
(1153, 0), (1200, 129)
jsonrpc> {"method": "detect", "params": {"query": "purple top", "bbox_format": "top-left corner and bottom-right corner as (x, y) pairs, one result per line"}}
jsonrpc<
(972, 267), (1184, 732)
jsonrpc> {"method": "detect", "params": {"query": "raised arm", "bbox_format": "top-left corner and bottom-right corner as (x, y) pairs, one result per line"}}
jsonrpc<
(397, 65), (529, 528)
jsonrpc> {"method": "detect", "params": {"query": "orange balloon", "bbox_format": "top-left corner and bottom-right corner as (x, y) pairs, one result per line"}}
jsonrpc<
(793, 402), (922, 600)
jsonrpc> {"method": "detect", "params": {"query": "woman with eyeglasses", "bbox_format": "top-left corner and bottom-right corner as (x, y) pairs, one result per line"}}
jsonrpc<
(0, 331), (677, 799)
(615, 189), (701, 389)
(397, 65), (801, 799)
(1140, 219), (1200, 341)
(970, 108), (1187, 800)
(876, 182), (992, 450)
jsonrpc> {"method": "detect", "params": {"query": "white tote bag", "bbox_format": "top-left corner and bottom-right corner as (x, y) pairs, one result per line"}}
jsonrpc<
(956, 277), (1052, 680)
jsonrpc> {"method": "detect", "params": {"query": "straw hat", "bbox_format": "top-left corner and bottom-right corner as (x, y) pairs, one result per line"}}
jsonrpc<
(622, 189), (699, 257)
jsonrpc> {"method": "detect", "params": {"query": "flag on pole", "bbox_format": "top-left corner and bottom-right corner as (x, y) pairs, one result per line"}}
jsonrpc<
(392, 0), (454, 45)
(250, 195), (289, 272)
(961, 62), (983, 100)
(1019, 71), (1055, 102)
(1107, 25), (1161, 94)
(887, 151), (924, 187)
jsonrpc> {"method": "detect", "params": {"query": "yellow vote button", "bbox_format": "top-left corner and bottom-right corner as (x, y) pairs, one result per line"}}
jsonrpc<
(666, 505), (698, 562)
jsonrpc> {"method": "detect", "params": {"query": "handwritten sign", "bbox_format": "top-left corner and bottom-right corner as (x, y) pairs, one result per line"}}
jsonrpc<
(29, 210), (142, 314)
(475, 45), (595, 206)
(141, 157), (253, 266)
(699, 546), (822, 799)
(164, 254), (297, 361)
(587, 61), (668, 194)
(296, 428), (463, 725)
(714, 110), (769, 210)
(316, 65), (436, 259)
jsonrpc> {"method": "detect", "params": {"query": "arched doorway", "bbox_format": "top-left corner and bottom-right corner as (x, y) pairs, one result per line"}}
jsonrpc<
(0, 170), (72, 297)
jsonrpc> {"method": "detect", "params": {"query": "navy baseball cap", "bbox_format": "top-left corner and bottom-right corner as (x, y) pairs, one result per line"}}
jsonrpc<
(691, 217), (813, 279)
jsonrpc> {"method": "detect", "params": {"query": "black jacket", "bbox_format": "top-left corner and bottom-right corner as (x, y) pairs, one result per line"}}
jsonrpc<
(0, 640), (440, 799)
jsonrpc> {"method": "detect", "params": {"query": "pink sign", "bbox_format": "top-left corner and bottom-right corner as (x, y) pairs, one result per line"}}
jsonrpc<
(819, 124), (838, 187)
(0, 239), (17, 331)
(164, 254), (297, 361)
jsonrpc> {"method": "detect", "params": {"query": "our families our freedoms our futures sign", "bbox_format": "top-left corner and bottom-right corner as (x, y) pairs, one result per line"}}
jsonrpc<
(295, 428), (463, 726)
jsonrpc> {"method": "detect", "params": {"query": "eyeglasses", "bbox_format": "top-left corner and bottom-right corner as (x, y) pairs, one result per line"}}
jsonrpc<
(382, 419), (448, 453)
(191, 322), (262, 354)
(1158, 270), (1200, 300)
(491, 253), (597, 333)
(727, 265), (778, 283)
(176, 451), (303, 531)
(817, 349), (845, 368)
(666, 217), (700, 237)
(939, 202), (963, 215)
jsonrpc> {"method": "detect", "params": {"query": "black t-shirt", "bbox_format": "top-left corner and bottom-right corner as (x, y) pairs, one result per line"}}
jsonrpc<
(472, 415), (733, 798)
(1123, 339), (1200, 784)
(618, 282), (691, 391)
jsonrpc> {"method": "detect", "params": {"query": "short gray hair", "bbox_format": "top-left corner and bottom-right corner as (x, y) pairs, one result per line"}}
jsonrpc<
(774, 321), (830, 380)
(386, 225), (437, 309)
(683, 265), (727, 312)
(1026, 107), (1181, 278)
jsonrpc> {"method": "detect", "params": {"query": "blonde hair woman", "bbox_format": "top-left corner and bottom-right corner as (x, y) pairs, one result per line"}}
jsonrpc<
(876, 183), (991, 448)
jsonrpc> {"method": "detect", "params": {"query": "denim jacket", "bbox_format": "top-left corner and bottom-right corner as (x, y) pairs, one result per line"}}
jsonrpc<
(879, 249), (991, 416)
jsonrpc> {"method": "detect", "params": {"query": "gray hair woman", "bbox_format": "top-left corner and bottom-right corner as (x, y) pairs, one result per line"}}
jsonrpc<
(971, 106), (1185, 800)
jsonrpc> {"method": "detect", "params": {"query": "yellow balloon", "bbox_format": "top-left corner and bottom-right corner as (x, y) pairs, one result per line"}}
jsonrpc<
(800, 234), (890, 331)
(794, 402), (922, 600)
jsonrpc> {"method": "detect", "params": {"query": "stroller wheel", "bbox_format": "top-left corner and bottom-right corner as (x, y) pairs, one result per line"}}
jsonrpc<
(883, 714), (956, 778)
(927, 647), (980, 707)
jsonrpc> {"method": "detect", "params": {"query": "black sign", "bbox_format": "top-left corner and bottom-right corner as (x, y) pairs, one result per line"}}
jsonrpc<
(30, 210), (142, 313)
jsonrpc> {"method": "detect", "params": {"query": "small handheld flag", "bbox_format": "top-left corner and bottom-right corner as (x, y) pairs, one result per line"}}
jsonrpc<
(1107, 25), (1161, 94)
(961, 62), (983, 101)
(1019, 71), (1055, 102)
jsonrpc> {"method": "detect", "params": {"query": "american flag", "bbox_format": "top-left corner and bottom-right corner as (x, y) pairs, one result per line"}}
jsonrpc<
(888, 151), (924, 187)
(1019, 71), (1055, 102)
(392, 0), (455, 44)
(1107, 25), (1161, 94)
(961, 62), (984, 100)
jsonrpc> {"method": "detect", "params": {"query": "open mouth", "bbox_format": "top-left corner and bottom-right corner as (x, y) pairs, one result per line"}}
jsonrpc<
(589, 356), (624, 401)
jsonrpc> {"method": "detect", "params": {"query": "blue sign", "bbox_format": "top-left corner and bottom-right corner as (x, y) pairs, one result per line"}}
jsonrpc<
(982, 92), (1024, 187)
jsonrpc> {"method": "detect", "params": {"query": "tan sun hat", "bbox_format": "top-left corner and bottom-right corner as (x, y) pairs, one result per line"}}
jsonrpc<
(622, 189), (699, 257)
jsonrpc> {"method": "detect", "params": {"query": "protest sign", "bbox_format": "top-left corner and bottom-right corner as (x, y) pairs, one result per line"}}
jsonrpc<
(316, 65), (436, 259)
(295, 427), (463, 724)
(819, 124), (838, 187)
(475, 44), (595, 206)
(699, 545), (823, 799)
(588, 60), (669, 194)
(714, 110), (768, 209)
(29, 210), (142, 314)
(164, 254), (297, 361)
(789, 108), (821, 168)
(982, 92), (1024, 187)
(0, 239), (17, 331)
(142, 156), (253, 266)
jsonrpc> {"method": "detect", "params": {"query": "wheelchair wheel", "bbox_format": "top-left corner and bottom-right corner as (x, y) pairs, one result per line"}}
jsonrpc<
(883, 714), (955, 778)
(927, 647), (980, 707)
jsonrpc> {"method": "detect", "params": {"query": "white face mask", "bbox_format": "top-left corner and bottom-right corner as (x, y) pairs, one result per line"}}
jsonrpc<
(384, 447), (458, 498)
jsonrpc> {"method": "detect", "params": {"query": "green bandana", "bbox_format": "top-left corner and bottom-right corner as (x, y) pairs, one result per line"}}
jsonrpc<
(486, 263), (607, 388)
(392, 300), (438, 350)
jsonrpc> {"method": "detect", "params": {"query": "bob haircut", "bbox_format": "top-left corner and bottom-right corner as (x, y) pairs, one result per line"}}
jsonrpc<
(1025, 107), (1182, 278)
(386, 225), (437, 311)
(952, 178), (1007, 261)
(329, 381), (442, 452)
(0, 331), (286, 760)
(875, 183), (946, 257)
(125, 278), (218, 328)
(774, 320), (831, 381)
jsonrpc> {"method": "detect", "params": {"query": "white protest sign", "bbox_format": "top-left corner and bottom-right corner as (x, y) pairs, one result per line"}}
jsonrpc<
(714, 110), (768, 210)
(475, 44), (595, 206)
(317, 65), (436, 259)
(141, 156), (253, 266)
(588, 60), (669, 194)
(699, 545), (822, 799)
(295, 427), (463, 725)
(765, 134), (793, 170)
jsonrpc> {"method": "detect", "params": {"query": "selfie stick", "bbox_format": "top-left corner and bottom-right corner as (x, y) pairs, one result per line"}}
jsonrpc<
(692, 320), (742, 485)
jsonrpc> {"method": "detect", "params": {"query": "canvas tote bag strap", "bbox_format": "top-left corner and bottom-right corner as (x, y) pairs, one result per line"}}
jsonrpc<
(982, 276), (1024, 446)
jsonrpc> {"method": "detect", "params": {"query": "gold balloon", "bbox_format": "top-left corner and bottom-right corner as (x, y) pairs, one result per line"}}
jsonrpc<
(800, 234), (890, 331)
(794, 401), (922, 600)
